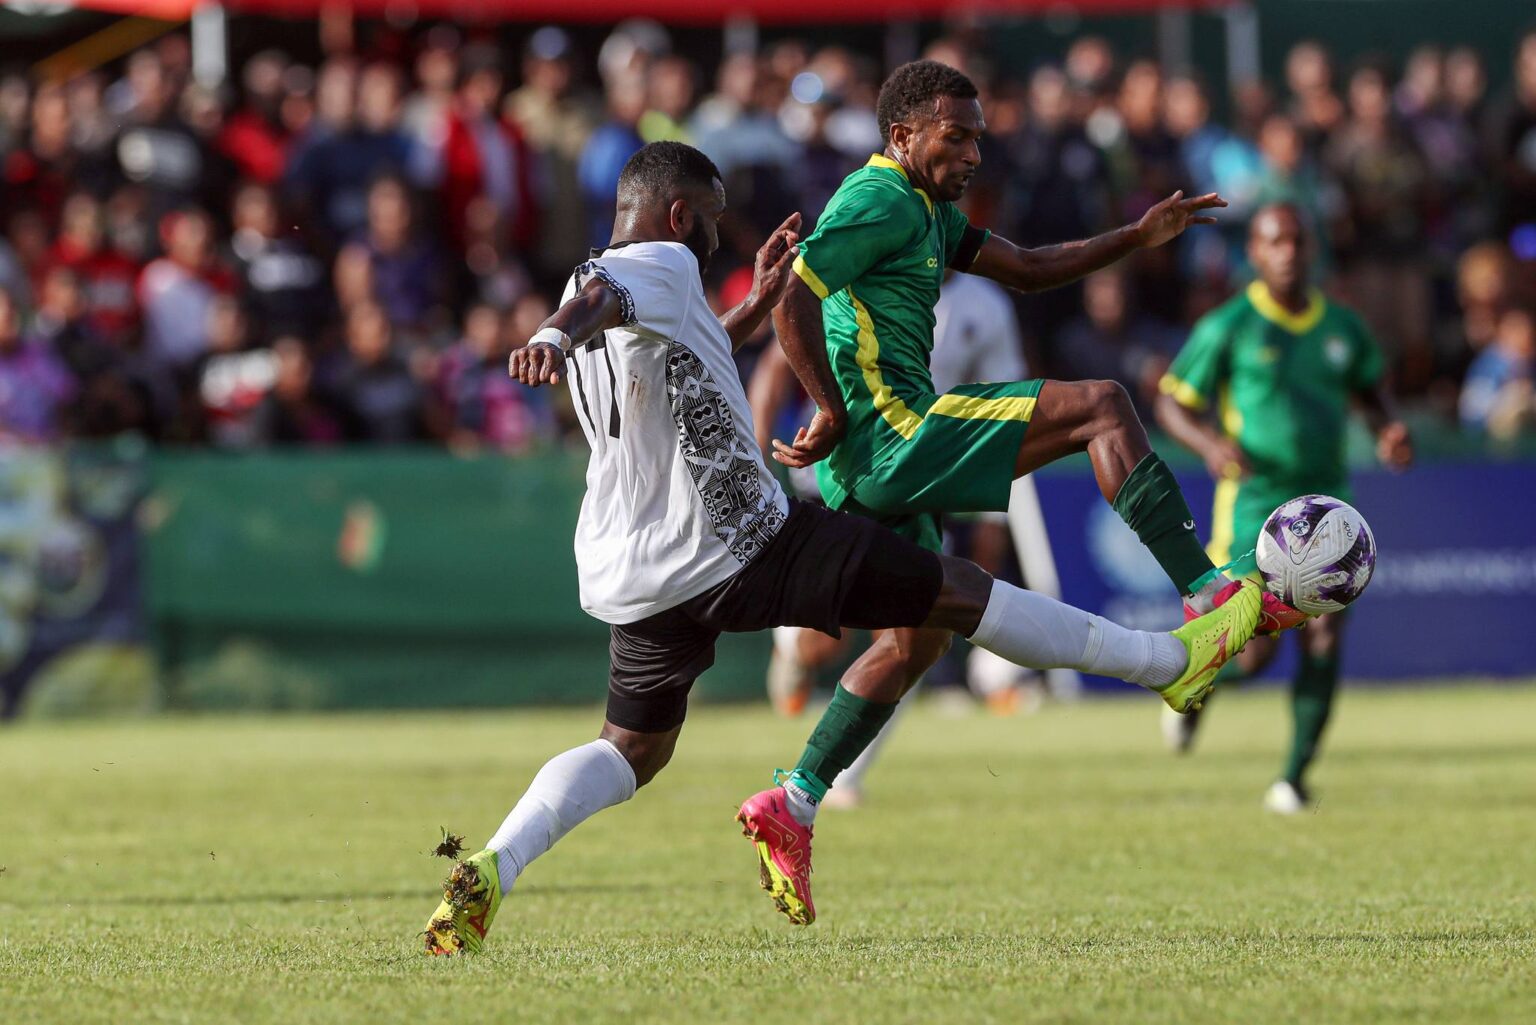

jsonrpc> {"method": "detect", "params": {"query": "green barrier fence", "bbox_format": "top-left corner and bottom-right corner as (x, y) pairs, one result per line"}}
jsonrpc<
(13, 425), (1530, 716)
(146, 449), (771, 711)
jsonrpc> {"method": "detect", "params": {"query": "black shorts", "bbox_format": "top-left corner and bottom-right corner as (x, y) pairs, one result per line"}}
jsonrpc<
(605, 499), (944, 733)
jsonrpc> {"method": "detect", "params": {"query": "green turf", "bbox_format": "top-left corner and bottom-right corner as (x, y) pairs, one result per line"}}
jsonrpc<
(2, 684), (1534, 1024)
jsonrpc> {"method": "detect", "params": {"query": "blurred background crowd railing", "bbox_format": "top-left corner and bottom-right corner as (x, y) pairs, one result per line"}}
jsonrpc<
(6, 0), (1536, 449)
(2, 1), (1535, 716)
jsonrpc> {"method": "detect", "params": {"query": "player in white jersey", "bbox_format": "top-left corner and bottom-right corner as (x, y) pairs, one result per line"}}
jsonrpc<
(420, 143), (1259, 951)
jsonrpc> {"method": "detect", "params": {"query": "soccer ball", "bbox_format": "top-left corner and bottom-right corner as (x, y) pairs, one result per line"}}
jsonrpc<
(1254, 495), (1377, 616)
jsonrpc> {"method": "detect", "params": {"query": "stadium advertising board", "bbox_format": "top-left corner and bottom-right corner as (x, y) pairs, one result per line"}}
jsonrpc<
(1036, 462), (1536, 686)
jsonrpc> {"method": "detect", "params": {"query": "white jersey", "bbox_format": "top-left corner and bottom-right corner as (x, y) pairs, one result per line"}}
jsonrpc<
(561, 241), (789, 624)
(930, 273), (1028, 392)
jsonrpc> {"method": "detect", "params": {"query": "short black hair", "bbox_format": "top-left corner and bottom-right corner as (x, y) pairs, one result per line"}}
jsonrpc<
(876, 59), (978, 144)
(1251, 201), (1308, 236)
(617, 142), (722, 205)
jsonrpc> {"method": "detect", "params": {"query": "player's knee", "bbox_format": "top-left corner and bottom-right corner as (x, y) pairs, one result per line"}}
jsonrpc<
(603, 730), (677, 788)
(1053, 378), (1135, 435)
(1086, 378), (1136, 424)
(931, 555), (992, 634)
(945, 554), (992, 594)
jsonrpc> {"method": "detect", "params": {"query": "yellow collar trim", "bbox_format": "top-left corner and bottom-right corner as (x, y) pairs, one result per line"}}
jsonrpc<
(1247, 281), (1325, 335)
(866, 153), (933, 215)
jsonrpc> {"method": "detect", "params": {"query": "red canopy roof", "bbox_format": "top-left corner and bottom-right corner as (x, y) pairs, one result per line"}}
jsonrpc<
(30, 0), (1231, 26)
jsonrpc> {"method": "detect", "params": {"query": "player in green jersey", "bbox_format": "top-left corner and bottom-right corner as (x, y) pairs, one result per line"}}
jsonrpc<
(736, 61), (1293, 915)
(1156, 203), (1413, 813)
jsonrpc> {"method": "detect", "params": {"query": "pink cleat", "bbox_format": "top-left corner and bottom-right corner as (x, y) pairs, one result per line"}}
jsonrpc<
(736, 786), (816, 925)
(1186, 576), (1307, 636)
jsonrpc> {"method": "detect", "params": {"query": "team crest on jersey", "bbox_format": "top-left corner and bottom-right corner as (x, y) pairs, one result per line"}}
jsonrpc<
(1325, 336), (1350, 368)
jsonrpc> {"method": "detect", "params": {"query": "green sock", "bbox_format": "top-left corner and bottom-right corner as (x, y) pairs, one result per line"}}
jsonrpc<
(1111, 453), (1218, 595)
(1283, 653), (1340, 786)
(789, 684), (897, 798)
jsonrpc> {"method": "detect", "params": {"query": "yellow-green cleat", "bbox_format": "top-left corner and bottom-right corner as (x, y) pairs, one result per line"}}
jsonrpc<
(421, 848), (503, 956)
(1156, 579), (1261, 713)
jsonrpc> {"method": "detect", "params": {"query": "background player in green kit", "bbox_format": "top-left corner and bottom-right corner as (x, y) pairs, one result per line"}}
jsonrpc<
(1156, 203), (1414, 813)
(741, 60), (1294, 862)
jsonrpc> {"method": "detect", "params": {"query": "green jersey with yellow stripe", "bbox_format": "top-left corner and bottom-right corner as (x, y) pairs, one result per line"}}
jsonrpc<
(793, 154), (994, 512)
(1161, 282), (1384, 486)
(1160, 281), (1385, 563)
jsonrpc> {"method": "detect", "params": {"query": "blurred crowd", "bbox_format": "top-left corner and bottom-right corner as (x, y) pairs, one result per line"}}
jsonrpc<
(4, 20), (1536, 450)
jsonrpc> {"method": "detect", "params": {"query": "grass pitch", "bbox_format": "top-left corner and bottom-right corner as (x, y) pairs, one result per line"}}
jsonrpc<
(2, 684), (1534, 1025)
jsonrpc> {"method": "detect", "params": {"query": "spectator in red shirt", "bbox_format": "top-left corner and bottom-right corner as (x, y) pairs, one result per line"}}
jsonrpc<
(427, 47), (537, 255)
(3, 83), (75, 230)
(45, 192), (141, 344)
(218, 50), (292, 185)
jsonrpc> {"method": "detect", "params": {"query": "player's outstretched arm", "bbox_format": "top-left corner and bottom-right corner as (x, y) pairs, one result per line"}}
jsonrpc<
(768, 275), (848, 468)
(507, 279), (624, 387)
(971, 190), (1227, 293)
(720, 212), (802, 352)
(1155, 391), (1248, 482)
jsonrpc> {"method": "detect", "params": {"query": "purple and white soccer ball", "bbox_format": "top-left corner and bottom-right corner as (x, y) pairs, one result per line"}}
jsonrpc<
(1255, 495), (1377, 616)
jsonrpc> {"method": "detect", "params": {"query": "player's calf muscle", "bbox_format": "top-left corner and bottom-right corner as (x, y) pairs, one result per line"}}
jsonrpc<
(598, 722), (681, 788)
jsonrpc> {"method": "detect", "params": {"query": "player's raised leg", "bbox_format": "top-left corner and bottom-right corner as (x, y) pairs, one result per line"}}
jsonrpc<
(739, 513), (1262, 924)
(1012, 378), (1239, 610)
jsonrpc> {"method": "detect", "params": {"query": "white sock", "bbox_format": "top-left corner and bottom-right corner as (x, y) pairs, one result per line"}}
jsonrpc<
(968, 580), (1187, 689)
(783, 782), (819, 826)
(486, 738), (637, 894)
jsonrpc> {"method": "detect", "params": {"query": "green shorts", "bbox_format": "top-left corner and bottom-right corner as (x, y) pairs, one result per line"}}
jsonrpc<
(830, 379), (1045, 552)
(1209, 476), (1349, 566)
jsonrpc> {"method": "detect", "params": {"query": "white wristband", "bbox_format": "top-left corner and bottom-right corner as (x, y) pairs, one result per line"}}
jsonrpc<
(530, 327), (571, 352)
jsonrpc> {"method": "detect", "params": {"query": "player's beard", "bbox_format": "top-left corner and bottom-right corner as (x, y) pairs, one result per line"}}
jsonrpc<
(683, 217), (713, 275)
